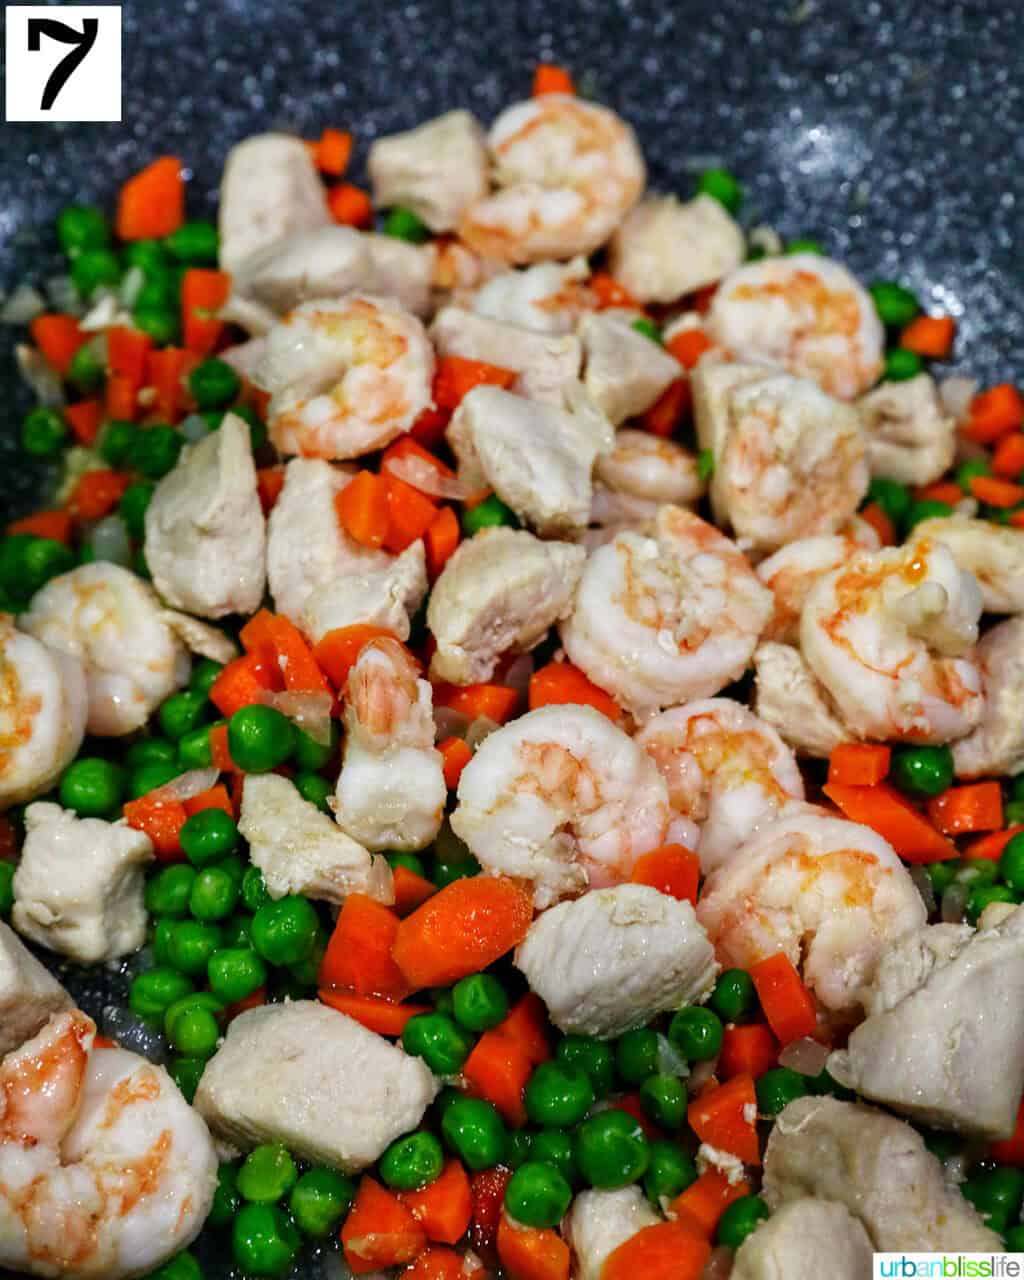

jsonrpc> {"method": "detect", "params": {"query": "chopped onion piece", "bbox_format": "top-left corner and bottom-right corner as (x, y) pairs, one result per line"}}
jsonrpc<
(688, 1057), (719, 1092)
(0, 283), (46, 325)
(748, 224), (784, 256)
(700, 1247), (734, 1280)
(501, 652), (534, 698)
(909, 864), (936, 915)
(655, 1033), (690, 1079)
(383, 454), (474, 500)
(434, 706), (471, 742)
(939, 376), (978, 423)
(259, 690), (334, 745)
(80, 291), (127, 332)
(46, 273), (84, 315)
(778, 1036), (830, 1077)
(119, 266), (146, 309)
(16, 343), (65, 406)
(181, 413), (213, 443)
(148, 768), (219, 804)
(941, 881), (969, 924)
(466, 716), (500, 749)
(89, 515), (132, 567)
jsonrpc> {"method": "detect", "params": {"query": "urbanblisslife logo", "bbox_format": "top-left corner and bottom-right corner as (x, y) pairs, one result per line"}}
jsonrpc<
(874, 1256), (1024, 1278)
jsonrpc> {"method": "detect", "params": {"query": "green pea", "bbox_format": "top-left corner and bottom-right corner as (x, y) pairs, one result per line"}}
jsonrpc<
(524, 1061), (595, 1128)
(165, 997), (222, 1058)
(644, 1138), (697, 1205)
(151, 916), (176, 966)
(380, 1131), (445, 1191)
(884, 348), (924, 381)
(696, 447), (715, 483)
(71, 246), (120, 297)
(208, 1161), (241, 1227)
(696, 167), (743, 214)
(530, 1128), (578, 1184)
(926, 860), (959, 897)
(118, 482), (155, 540)
(57, 204), (111, 255)
(165, 220), (219, 264)
(97, 419), (137, 468)
(231, 402), (268, 450)
(124, 238), (170, 274)
(869, 281), (921, 330)
(716, 1194), (770, 1247)
(288, 1167), (355, 1238)
(292, 722), (339, 772)
(23, 537), (75, 596)
(0, 862), (16, 917)
(288, 926), (326, 986)
(189, 658), (224, 697)
(461, 494), (519, 536)
(59, 757), (126, 818)
(294, 772), (333, 812)
(556, 1035), (615, 1099)
(232, 1202), (301, 1276)
(956, 859), (999, 887)
(955, 458), (991, 492)
(668, 1007), (723, 1061)
(505, 1161), (572, 1229)
(237, 1143), (298, 1204)
(129, 966), (195, 1020)
(389, 852), (428, 877)
(402, 1012), (475, 1075)
(167, 919), (222, 975)
(905, 498), (953, 530)
(0, 536), (36, 604)
(631, 316), (662, 345)
(890, 745), (954, 797)
(133, 306), (180, 346)
(251, 895), (320, 967)
(506, 1129), (534, 1169)
(167, 1054), (206, 1103)
(130, 424), (184, 479)
(1000, 833), (1024, 891)
(785, 238), (824, 255)
(1005, 799), (1024, 827)
(812, 1066), (857, 1102)
(221, 912), (254, 949)
(181, 808), (239, 866)
(452, 973), (509, 1032)
(432, 987), (456, 1017)
(242, 865), (271, 914)
(442, 1097), (508, 1170)
(383, 205), (430, 243)
(148, 1250), (202, 1280)
(21, 407), (68, 458)
(68, 341), (106, 392)
(709, 969), (758, 1023)
(123, 737), (177, 771)
(432, 851), (482, 889)
(190, 864), (241, 922)
(961, 1166), (1024, 1233)
(615, 1028), (660, 1085)
(208, 947), (268, 1004)
(190, 358), (241, 410)
(755, 1066), (809, 1116)
(1005, 1224), (1024, 1252)
(574, 1109), (650, 1190)
(177, 725), (214, 770)
(967, 883), (1017, 924)
(129, 758), (183, 799)
(228, 705), (296, 773)
(866, 476), (911, 527)
(157, 690), (208, 742)
(145, 864), (198, 918)
(639, 1073), (687, 1131)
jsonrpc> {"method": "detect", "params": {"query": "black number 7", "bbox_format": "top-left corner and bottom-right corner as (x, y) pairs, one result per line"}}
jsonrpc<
(27, 18), (99, 111)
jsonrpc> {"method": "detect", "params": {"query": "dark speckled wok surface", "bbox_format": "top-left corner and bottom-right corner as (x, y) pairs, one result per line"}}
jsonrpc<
(0, 0), (1021, 1272)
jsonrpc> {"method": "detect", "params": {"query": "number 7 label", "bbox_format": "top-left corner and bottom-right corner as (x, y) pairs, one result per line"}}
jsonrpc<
(5, 6), (121, 122)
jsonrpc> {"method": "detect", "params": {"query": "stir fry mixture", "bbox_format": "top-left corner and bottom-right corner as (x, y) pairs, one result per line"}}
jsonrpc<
(5, 60), (1024, 1280)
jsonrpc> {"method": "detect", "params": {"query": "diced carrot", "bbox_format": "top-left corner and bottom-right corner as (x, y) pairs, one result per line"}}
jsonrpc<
(107, 326), (152, 384)
(991, 432), (1024, 478)
(823, 779), (956, 863)
(7, 510), (72, 543)
(601, 1219), (711, 1280)
(748, 953), (817, 1046)
(692, 284), (718, 313)
(425, 507), (460, 580)
(181, 268), (231, 357)
(64, 397), (104, 445)
(858, 501), (896, 545)
(433, 355), (516, 411)
(927, 781), (1003, 835)
(470, 1167), (511, 1256)
(335, 471), (390, 549)
(666, 329), (714, 370)
(670, 1169), (751, 1237)
(462, 1029), (534, 1127)
(433, 683), (520, 725)
(642, 378), (691, 437)
(402, 1246), (465, 1280)
(899, 314), (955, 360)
(240, 609), (334, 696)
(496, 1212), (570, 1280)
(319, 894), (411, 1000)
(116, 156), (184, 240)
(915, 480), (963, 505)
(608, 1092), (662, 1140)
(145, 347), (188, 421)
(30, 313), (85, 375)
(438, 736), (473, 790)
(183, 784), (233, 819)
(965, 825), (1024, 861)
(411, 404), (451, 448)
(718, 1023), (779, 1081)
(327, 183), (374, 228)
(963, 384), (1024, 444)
(208, 652), (281, 718)
(314, 624), (397, 690)
(67, 469), (131, 521)
(532, 63), (575, 96)
(122, 795), (188, 862)
(588, 272), (638, 311)
(315, 126), (353, 176)
(209, 723), (236, 773)
(687, 1074), (760, 1165)
(341, 1177), (427, 1274)
(318, 989), (430, 1036)
(1011, 510), (1024, 530)
(256, 466), (285, 515)
(528, 661), (620, 721)
(991, 1100), (1024, 1166)
(494, 993), (552, 1067)
(970, 475), (1024, 508)
(827, 743), (891, 787)
(383, 473), (439, 553)
(107, 374), (139, 423)
(630, 845), (700, 906)
(392, 876), (534, 990)
(392, 865), (438, 916)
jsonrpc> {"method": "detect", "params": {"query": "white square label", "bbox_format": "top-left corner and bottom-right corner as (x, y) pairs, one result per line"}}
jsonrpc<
(5, 6), (121, 121)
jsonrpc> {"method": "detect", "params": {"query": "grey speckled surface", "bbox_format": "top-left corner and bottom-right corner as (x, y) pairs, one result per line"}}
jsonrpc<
(0, 1), (1020, 1273)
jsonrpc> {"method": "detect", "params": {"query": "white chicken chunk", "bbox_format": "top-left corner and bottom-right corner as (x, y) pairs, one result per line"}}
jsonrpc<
(762, 1096), (1003, 1252)
(218, 132), (331, 273)
(953, 617), (1024, 778)
(427, 529), (585, 685)
(0, 921), (72, 1056)
(194, 1001), (438, 1172)
(160, 609), (239, 666)
(470, 257), (590, 334)
(0, 620), (88, 811)
(431, 306), (582, 405)
(515, 884), (718, 1038)
(238, 773), (393, 906)
(144, 414), (266, 619)
(915, 515), (1024, 614)
(607, 193), (745, 305)
(566, 1187), (660, 1280)
(857, 372), (956, 485)
(753, 642), (852, 758)
(368, 109), (489, 232)
(12, 803), (153, 964)
(580, 312), (682, 426)
(731, 1198), (873, 1280)
(303, 545), (427, 645)
(827, 905), (1024, 1138)
(362, 234), (434, 317)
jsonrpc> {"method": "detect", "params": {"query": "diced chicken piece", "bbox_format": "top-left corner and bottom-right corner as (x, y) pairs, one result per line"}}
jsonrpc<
(915, 515), (1024, 614)
(160, 610), (239, 665)
(427, 528), (585, 685)
(762, 1096), (1003, 1252)
(580, 312), (682, 426)
(361, 234), (434, 317)
(145, 414), (266, 619)
(218, 133), (331, 273)
(731, 1198), (873, 1280)
(827, 905), (1024, 1138)
(515, 884), (718, 1039)
(753, 643), (852, 758)
(566, 1187), (660, 1280)
(0, 920), (72, 1056)
(303, 544), (428, 645)
(238, 773), (392, 906)
(431, 306), (582, 405)
(194, 1001), (438, 1171)
(756, 531), (878, 646)
(857, 373), (956, 485)
(12, 803), (153, 964)
(470, 258), (591, 335)
(608, 193), (745, 305)
(368, 109), (489, 232)
(448, 385), (611, 536)
(952, 617), (1024, 778)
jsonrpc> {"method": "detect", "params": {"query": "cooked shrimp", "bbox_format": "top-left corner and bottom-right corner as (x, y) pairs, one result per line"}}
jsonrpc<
(595, 430), (704, 509)
(256, 294), (434, 460)
(451, 704), (670, 907)
(914, 515), (1024, 614)
(706, 255), (884, 400)
(636, 698), (804, 873)
(560, 505), (773, 718)
(0, 1010), (216, 1279)
(757, 529), (880, 645)
(0, 619), (87, 812)
(696, 809), (927, 1014)
(800, 539), (985, 744)
(19, 564), (190, 737)
(334, 638), (446, 852)
(470, 257), (593, 334)
(457, 95), (645, 264)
